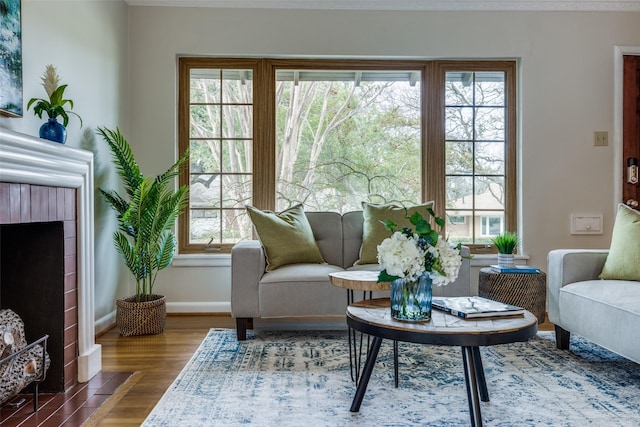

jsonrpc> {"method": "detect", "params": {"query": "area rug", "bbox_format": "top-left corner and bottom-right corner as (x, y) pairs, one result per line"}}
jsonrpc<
(142, 329), (640, 426)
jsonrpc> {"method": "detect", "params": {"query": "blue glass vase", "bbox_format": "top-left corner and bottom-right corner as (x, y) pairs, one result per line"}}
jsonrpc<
(39, 118), (67, 144)
(390, 273), (433, 321)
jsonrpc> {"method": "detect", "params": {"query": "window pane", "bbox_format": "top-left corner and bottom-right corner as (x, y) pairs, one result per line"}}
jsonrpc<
(475, 107), (505, 140)
(221, 140), (252, 173)
(445, 73), (473, 105)
(275, 70), (421, 213)
(474, 177), (504, 211)
(221, 175), (251, 208)
(475, 72), (504, 106)
(190, 69), (221, 103)
(190, 105), (220, 138)
(446, 176), (473, 210)
(222, 105), (252, 138)
(445, 107), (473, 140)
(190, 174), (220, 208)
(190, 209), (219, 244)
(446, 210), (472, 244)
(446, 140), (473, 174)
(475, 141), (504, 175)
(190, 140), (220, 174)
(220, 209), (252, 243)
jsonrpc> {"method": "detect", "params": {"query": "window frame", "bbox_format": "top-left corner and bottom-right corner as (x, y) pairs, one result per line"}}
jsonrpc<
(178, 57), (517, 255)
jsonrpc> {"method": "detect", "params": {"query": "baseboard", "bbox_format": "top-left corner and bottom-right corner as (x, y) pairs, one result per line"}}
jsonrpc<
(166, 301), (231, 313)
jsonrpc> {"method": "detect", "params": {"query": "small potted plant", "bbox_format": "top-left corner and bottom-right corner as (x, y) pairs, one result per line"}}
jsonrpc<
(27, 65), (82, 144)
(491, 231), (520, 266)
(98, 127), (189, 336)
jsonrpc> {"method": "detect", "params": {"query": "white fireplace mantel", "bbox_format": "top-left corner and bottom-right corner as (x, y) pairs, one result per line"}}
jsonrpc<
(0, 126), (101, 383)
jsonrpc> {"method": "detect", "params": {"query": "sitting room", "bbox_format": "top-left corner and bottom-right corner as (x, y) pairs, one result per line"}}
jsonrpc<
(1, 0), (639, 425)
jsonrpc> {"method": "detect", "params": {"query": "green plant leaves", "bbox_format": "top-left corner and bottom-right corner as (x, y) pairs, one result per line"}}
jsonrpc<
(98, 127), (189, 297)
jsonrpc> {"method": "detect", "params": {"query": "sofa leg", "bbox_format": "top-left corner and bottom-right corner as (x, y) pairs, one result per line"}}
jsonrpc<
(236, 318), (252, 341)
(554, 325), (570, 350)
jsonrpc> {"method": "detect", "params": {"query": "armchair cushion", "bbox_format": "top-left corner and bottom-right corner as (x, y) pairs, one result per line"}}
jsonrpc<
(355, 201), (434, 265)
(246, 204), (325, 271)
(600, 204), (640, 281)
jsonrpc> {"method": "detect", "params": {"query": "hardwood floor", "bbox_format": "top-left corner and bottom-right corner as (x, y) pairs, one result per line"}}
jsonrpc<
(95, 314), (235, 426)
(3, 313), (555, 426)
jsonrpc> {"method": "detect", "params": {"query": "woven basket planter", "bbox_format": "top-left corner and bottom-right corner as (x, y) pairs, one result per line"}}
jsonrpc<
(116, 294), (166, 336)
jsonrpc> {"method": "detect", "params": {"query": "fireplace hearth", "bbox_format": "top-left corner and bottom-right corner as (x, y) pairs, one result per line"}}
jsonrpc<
(0, 127), (101, 387)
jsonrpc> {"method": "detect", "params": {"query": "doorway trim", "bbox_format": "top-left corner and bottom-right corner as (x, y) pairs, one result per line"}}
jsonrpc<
(614, 46), (640, 207)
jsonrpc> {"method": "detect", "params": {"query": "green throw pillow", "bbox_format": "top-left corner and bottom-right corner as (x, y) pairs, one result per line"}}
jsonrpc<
(355, 201), (435, 265)
(599, 203), (640, 281)
(246, 204), (325, 271)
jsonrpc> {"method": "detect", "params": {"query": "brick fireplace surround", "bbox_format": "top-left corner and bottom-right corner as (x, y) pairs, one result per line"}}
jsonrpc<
(0, 127), (101, 387)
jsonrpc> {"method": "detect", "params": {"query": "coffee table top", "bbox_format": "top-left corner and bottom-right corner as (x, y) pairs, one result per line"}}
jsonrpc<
(329, 270), (390, 291)
(347, 298), (538, 347)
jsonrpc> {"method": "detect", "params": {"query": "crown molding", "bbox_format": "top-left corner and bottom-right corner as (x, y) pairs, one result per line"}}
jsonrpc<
(123, 0), (640, 12)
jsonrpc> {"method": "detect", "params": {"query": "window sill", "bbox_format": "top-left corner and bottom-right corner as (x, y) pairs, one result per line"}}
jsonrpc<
(172, 253), (231, 267)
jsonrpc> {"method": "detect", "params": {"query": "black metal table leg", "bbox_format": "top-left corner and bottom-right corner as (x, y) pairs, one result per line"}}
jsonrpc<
(472, 346), (489, 402)
(350, 336), (383, 412)
(462, 346), (483, 427)
(393, 340), (399, 388)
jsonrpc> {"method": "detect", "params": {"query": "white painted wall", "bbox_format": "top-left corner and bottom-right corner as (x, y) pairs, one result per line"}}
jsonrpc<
(127, 8), (640, 303)
(0, 0), (130, 332)
(4, 3), (640, 328)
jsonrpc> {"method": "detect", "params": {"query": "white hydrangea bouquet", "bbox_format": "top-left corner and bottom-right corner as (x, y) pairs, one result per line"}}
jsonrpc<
(377, 207), (463, 287)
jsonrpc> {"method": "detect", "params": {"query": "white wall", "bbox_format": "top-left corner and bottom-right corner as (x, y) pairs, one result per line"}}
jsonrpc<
(127, 7), (640, 304)
(0, 0), (130, 331)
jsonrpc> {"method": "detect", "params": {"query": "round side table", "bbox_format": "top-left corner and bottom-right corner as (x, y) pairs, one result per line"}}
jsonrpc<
(478, 268), (547, 324)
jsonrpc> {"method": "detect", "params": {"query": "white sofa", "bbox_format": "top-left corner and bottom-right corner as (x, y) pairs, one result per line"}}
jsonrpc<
(547, 249), (640, 364)
(231, 211), (471, 340)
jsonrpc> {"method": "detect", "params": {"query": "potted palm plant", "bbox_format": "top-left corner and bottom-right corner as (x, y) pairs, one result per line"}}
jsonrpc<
(491, 231), (520, 267)
(98, 127), (189, 336)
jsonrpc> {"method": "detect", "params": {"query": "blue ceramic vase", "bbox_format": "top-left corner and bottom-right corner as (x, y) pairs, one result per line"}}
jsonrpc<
(39, 118), (67, 144)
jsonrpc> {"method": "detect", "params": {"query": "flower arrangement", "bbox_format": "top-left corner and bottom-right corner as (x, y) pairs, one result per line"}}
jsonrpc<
(377, 207), (464, 287)
(27, 65), (82, 128)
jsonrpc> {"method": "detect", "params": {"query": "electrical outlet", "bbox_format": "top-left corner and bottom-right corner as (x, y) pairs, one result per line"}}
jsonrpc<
(594, 131), (608, 146)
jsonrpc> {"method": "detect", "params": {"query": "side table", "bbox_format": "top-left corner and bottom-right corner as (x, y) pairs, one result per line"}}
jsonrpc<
(478, 267), (547, 324)
(328, 271), (397, 386)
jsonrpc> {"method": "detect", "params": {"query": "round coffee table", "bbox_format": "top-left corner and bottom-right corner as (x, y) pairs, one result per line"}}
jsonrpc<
(347, 298), (538, 427)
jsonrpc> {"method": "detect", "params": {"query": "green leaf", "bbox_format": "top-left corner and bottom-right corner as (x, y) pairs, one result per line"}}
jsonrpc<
(378, 269), (400, 283)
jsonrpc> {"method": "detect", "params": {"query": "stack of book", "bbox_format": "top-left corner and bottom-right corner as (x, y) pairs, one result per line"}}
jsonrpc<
(489, 265), (541, 274)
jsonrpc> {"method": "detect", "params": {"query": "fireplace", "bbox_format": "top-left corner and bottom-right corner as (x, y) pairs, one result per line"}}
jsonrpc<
(0, 127), (101, 387)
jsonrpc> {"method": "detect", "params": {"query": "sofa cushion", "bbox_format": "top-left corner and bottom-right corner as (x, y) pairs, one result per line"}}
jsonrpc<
(355, 201), (434, 265)
(247, 204), (325, 271)
(305, 212), (344, 268)
(599, 203), (640, 281)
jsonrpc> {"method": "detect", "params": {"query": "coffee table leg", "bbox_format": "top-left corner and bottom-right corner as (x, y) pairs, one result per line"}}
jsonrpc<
(393, 340), (399, 388)
(462, 346), (483, 427)
(350, 336), (383, 412)
(472, 346), (489, 402)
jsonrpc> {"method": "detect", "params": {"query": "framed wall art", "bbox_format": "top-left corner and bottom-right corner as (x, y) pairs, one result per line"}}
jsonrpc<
(1, 0), (23, 117)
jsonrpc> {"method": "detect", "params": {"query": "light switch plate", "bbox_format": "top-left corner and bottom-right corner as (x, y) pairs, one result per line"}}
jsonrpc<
(571, 213), (603, 234)
(594, 131), (608, 146)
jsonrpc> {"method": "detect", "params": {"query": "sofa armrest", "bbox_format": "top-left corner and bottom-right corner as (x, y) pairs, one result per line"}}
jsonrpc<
(231, 240), (266, 318)
(546, 249), (609, 323)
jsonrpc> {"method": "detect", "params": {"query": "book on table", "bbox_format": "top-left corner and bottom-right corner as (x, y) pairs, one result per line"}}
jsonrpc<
(432, 296), (526, 319)
(489, 265), (541, 274)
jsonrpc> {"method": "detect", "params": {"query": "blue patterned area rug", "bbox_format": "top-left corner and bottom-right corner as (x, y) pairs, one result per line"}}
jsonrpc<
(142, 329), (640, 426)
